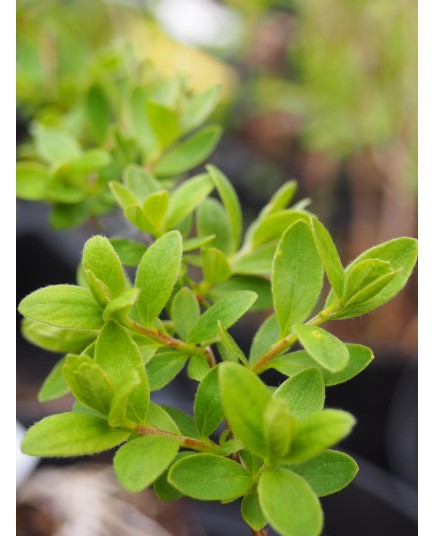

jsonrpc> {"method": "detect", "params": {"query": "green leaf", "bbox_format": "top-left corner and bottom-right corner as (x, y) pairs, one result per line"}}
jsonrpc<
(168, 453), (252, 500)
(293, 325), (349, 373)
(19, 285), (103, 329)
(34, 125), (82, 164)
(181, 85), (220, 133)
(108, 370), (142, 428)
(310, 217), (345, 298)
(147, 402), (180, 434)
(85, 84), (111, 143)
(135, 231), (183, 325)
(94, 322), (149, 423)
(219, 362), (271, 457)
(286, 410), (356, 463)
(22, 318), (96, 354)
(217, 321), (248, 365)
(272, 220), (323, 336)
(241, 489), (267, 531)
(154, 452), (193, 501)
(187, 354), (210, 382)
(330, 237), (418, 319)
(114, 436), (179, 492)
(147, 350), (189, 391)
(37, 358), (70, 402)
(249, 315), (280, 364)
(50, 200), (91, 230)
(82, 235), (126, 300)
(68, 149), (111, 176)
(183, 234), (216, 252)
(232, 242), (277, 275)
(142, 191), (169, 228)
(171, 287), (200, 340)
(63, 354), (114, 415)
(252, 210), (311, 248)
(110, 238), (147, 267)
(102, 288), (141, 323)
(129, 87), (157, 158)
(194, 367), (224, 437)
(274, 369), (325, 419)
(84, 269), (111, 307)
(260, 181), (297, 217)
(210, 275), (272, 312)
(188, 291), (257, 343)
(290, 450), (358, 497)
(239, 450), (263, 476)
(21, 413), (129, 457)
(123, 165), (162, 202)
(16, 162), (50, 200)
(258, 468), (323, 536)
(197, 198), (234, 256)
(146, 100), (180, 152)
(264, 398), (296, 462)
(164, 173), (214, 228)
(201, 247), (231, 285)
(125, 204), (160, 235)
(109, 181), (138, 211)
(154, 125), (222, 177)
(161, 406), (200, 439)
(207, 165), (243, 252)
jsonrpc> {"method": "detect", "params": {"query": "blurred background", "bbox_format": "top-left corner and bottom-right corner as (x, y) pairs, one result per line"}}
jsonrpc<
(16, 1), (417, 535)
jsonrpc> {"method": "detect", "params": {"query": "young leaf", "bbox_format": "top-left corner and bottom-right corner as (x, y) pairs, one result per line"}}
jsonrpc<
(16, 163), (50, 201)
(286, 410), (356, 463)
(261, 181), (297, 217)
(207, 165), (243, 252)
(194, 367), (224, 438)
(241, 489), (267, 531)
(142, 190), (170, 227)
(123, 165), (162, 201)
(290, 450), (358, 496)
(171, 287), (200, 340)
(129, 87), (157, 158)
(102, 288), (140, 323)
(84, 269), (112, 307)
(310, 217), (345, 298)
(188, 291), (257, 343)
(210, 275), (272, 312)
(164, 173), (214, 228)
(272, 221), (323, 336)
(63, 354), (115, 415)
(264, 398), (296, 462)
(217, 321), (248, 365)
(249, 315), (280, 364)
(34, 125), (82, 164)
(252, 210), (311, 248)
(21, 413), (129, 457)
(37, 358), (70, 402)
(135, 231), (183, 325)
(19, 285), (103, 329)
(153, 125), (222, 176)
(232, 242), (277, 275)
(108, 370), (141, 428)
(181, 85), (220, 133)
(147, 350), (189, 391)
(168, 454), (252, 500)
(22, 319), (96, 354)
(219, 362), (271, 457)
(114, 436), (179, 493)
(201, 247), (231, 285)
(293, 325), (349, 373)
(274, 368), (325, 419)
(82, 236), (126, 300)
(109, 181), (138, 211)
(258, 468), (323, 536)
(110, 238), (147, 267)
(85, 84), (111, 144)
(197, 198), (234, 256)
(145, 100), (180, 152)
(183, 234), (216, 252)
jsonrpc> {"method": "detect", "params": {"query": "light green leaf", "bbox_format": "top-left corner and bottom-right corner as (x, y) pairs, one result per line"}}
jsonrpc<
(22, 318), (96, 354)
(171, 287), (200, 340)
(188, 291), (257, 343)
(83, 269), (111, 308)
(154, 452), (193, 501)
(161, 406), (200, 439)
(219, 362), (271, 457)
(146, 100), (180, 152)
(19, 285), (103, 329)
(272, 220), (323, 336)
(232, 242), (277, 275)
(274, 368), (325, 419)
(82, 235), (126, 300)
(142, 190), (170, 227)
(147, 350), (189, 391)
(114, 436), (179, 492)
(102, 288), (141, 323)
(201, 247), (231, 285)
(125, 204), (160, 235)
(124, 165), (162, 202)
(68, 149), (111, 176)
(260, 181), (297, 217)
(197, 198), (233, 256)
(109, 181), (138, 211)
(135, 231), (183, 325)
(290, 450), (358, 497)
(183, 234), (216, 252)
(264, 398), (296, 462)
(207, 165), (242, 252)
(37, 358), (70, 402)
(154, 125), (222, 176)
(293, 325), (349, 372)
(210, 275), (272, 312)
(258, 468), (323, 536)
(252, 210), (311, 248)
(181, 85), (220, 133)
(108, 369), (141, 428)
(217, 321), (248, 365)
(187, 354), (210, 382)
(194, 367), (224, 438)
(310, 217), (345, 298)
(16, 163), (50, 200)
(110, 238), (147, 267)
(286, 410), (356, 463)
(146, 402), (180, 434)
(249, 315), (280, 364)
(63, 354), (114, 415)
(164, 173), (214, 228)
(241, 489), (267, 531)
(129, 86), (157, 158)
(21, 413), (129, 457)
(85, 84), (111, 144)
(34, 125), (82, 164)
(50, 200), (91, 230)
(168, 453), (252, 500)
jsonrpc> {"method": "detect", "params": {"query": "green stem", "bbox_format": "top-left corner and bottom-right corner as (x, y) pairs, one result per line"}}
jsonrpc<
(251, 302), (339, 374)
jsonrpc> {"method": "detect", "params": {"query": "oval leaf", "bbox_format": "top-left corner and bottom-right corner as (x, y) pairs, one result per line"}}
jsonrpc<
(274, 368), (325, 419)
(194, 367), (224, 438)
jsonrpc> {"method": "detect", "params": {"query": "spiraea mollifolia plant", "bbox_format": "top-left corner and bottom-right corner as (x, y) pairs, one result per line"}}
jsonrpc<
(18, 63), (417, 536)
